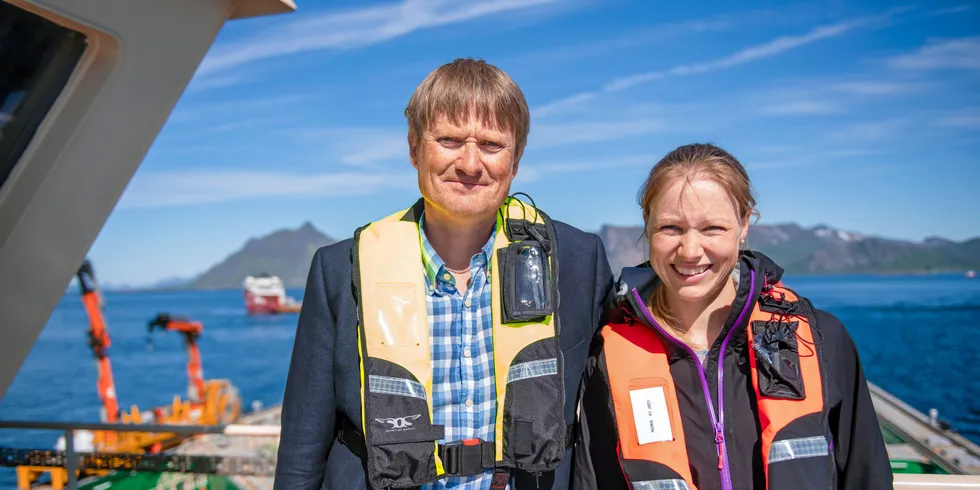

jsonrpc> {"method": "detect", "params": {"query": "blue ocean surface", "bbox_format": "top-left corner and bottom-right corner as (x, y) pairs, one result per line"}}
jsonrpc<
(1, 273), (978, 487)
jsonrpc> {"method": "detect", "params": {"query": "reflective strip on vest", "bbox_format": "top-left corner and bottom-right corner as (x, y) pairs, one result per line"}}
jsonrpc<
(768, 436), (830, 464)
(368, 375), (426, 400)
(508, 358), (558, 383)
(633, 480), (692, 490)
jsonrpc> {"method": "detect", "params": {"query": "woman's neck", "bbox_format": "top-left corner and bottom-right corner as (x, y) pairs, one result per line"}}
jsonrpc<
(668, 279), (738, 351)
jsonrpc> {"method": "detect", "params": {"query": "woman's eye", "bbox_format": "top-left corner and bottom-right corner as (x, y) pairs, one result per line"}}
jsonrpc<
(659, 225), (681, 233)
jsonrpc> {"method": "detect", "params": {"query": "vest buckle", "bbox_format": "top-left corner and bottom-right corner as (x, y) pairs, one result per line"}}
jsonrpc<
(439, 438), (495, 477)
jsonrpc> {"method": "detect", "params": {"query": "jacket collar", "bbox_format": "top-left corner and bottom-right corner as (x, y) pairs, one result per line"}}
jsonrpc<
(610, 251), (785, 361)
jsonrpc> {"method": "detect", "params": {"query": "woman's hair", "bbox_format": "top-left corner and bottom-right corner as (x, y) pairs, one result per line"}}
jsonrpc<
(637, 143), (759, 330)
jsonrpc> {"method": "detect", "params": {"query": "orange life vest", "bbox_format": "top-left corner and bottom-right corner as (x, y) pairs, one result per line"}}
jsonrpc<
(600, 281), (831, 490)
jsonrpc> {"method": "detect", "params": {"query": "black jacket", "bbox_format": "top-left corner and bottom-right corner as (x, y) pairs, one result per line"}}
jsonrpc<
(572, 251), (894, 490)
(273, 210), (614, 490)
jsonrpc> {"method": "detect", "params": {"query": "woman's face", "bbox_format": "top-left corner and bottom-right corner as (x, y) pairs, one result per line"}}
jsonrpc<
(646, 177), (748, 307)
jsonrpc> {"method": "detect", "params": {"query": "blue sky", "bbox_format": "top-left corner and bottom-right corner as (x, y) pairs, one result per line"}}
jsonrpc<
(89, 0), (980, 286)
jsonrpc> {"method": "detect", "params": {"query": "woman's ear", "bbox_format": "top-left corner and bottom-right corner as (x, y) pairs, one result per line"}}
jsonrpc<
(740, 214), (750, 247)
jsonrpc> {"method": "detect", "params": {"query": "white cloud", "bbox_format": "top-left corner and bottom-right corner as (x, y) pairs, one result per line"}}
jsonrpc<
(758, 101), (843, 116)
(888, 37), (980, 70)
(186, 74), (246, 92)
(606, 18), (871, 92)
(828, 119), (907, 143)
(167, 95), (308, 123)
(118, 169), (415, 209)
(517, 154), (655, 182)
(531, 119), (666, 148)
(937, 108), (980, 128)
(512, 17), (734, 67)
(929, 5), (972, 15)
(532, 13), (893, 117)
(292, 127), (409, 166)
(532, 93), (597, 118)
(733, 76), (927, 120)
(746, 148), (882, 170)
(828, 81), (925, 95)
(940, 116), (980, 127)
(197, 0), (567, 76)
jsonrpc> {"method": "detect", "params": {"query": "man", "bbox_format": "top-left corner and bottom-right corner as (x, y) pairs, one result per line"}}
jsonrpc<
(273, 58), (613, 490)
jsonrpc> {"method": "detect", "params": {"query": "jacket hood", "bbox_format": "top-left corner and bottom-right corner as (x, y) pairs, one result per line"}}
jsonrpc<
(609, 250), (786, 325)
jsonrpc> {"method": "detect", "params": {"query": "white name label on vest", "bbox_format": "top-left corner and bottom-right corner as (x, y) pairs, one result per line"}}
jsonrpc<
(629, 386), (673, 445)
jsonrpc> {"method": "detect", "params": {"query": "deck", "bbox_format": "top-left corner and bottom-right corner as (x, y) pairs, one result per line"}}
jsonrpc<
(27, 382), (980, 489)
(870, 382), (980, 475)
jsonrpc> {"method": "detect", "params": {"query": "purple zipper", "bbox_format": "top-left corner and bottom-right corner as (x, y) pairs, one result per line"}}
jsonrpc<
(630, 269), (756, 490)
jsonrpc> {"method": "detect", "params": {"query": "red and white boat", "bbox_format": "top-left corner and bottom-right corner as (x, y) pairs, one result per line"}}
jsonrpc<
(243, 274), (302, 315)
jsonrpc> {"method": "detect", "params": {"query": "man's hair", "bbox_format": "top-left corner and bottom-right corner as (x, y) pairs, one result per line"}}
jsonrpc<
(405, 58), (530, 158)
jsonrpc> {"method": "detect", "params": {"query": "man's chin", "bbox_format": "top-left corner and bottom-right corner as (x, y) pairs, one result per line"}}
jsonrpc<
(427, 190), (505, 217)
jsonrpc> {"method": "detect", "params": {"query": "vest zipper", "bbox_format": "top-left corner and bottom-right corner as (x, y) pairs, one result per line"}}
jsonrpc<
(629, 268), (756, 490)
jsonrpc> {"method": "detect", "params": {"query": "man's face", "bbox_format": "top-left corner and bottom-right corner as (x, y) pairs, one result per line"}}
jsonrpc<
(411, 111), (520, 221)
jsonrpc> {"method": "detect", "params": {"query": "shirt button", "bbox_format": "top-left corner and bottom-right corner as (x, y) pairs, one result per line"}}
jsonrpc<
(465, 399), (473, 408)
(443, 273), (452, 281)
(464, 347), (471, 358)
(464, 298), (471, 308)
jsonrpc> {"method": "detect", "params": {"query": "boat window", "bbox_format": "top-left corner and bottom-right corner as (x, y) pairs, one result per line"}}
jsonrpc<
(0, 2), (87, 190)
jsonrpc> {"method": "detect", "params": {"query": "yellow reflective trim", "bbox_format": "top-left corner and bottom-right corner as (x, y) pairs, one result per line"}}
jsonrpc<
(357, 326), (367, 445)
(434, 441), (445, 476)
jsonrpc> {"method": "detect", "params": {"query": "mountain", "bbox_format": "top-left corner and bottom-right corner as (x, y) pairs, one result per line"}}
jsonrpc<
(179, 221), (978, 291)
(598, 223), (980, 276)
(185, 222), (335, 290)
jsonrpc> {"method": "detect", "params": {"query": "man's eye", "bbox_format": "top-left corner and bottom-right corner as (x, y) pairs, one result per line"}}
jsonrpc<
(438, 137), (462, 147)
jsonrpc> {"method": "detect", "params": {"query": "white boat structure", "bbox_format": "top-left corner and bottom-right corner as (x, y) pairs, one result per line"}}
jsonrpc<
(244, 274), (301, 315)
(0, 0), (977, 488)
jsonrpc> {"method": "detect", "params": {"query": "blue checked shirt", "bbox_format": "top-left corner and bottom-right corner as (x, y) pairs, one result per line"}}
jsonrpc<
(418, 211), (506, 490)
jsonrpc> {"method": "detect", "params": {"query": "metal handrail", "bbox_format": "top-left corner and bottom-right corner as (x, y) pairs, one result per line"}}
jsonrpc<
(0, 419), (280, 489)
(0, 419), (281, 435)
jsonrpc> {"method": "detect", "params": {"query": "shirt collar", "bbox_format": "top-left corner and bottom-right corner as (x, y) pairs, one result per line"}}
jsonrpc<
(418, 209), (496, 292)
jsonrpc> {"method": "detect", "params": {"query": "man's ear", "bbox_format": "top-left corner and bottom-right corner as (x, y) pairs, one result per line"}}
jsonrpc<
(408, 131), (419, 169)
(512, 146), (523, 176)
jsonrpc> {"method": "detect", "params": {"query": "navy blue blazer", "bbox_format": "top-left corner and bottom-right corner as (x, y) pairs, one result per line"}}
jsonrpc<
(272, 218), (614, 490)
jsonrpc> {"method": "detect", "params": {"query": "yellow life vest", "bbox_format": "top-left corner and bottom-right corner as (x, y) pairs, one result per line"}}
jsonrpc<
(351, 196), (567, 489)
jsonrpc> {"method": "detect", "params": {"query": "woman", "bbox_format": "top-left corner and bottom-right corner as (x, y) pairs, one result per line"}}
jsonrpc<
(572, 143), (893, 490)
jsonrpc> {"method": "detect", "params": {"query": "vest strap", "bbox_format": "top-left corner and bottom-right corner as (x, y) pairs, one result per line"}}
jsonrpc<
(336, 414), (575, 470)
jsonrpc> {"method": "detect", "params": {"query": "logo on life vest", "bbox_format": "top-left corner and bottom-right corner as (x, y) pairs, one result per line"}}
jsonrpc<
(376, 414), (422, 431)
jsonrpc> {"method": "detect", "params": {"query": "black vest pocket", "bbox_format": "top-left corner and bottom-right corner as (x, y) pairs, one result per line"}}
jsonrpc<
(364, 358), (443, 488)
(766, 438), (832, 490)
(751, 320), (806, 400)
(502, 338), (565, 471)
(767, 416), (833, 489)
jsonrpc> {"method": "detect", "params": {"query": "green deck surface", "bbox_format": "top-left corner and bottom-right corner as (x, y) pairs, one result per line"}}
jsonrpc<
(77, 472), (240, 490)
(67, 423), (946, 487)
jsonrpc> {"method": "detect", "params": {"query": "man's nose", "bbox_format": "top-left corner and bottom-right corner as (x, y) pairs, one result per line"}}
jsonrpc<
(456, 142), (482, 175)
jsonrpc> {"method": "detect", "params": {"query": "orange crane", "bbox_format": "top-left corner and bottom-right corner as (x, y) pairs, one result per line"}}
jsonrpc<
(147, 313), (206, 403)
(19, 261), (243, 489)
(76, 260), (120, 424)
(144, 312), (241, 426)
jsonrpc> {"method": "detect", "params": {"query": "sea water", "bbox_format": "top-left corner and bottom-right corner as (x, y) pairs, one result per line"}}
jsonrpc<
(0, 273), (977, 487)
